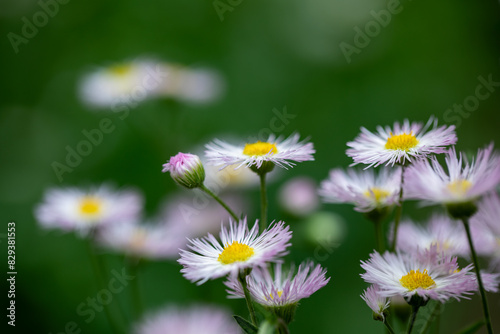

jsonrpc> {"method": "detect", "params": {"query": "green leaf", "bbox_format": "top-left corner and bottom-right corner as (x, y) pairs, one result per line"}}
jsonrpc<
(258, 320), (275, 334)
(233, 315), (258, 334)
(457, 320), (485, 334)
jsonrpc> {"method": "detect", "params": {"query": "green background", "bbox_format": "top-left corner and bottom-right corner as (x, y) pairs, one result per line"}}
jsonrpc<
(1, 0), (500, 333)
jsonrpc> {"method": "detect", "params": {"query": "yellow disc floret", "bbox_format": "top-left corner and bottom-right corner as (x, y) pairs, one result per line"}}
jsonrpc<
(109, 64), (133, 76)
(400, 269), (436, 291)
(447, 179), (472, 196)
(385, 132), (419, 151)
(218, 241), (255, 265)
(268, 290), (283, 300)
(79, 197), (102, 216)
(243, 141), (278, 156)
(364, 187), (391, 203)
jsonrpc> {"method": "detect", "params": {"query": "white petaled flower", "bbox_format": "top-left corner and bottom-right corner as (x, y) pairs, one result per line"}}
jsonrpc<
(361, 247), (476, 303)
(97, 220), (183, 260)
(346, 117), (457, 168)
(319, 167), (401, 212)
(172, 68), (224, 104)
(134, 305), (241, 334)
(395, 214), (469, 257)
(178, 218), (292, 285)
(361, 285), (390, 321)
(162, 152), (205, 189)
(205, 133), (315, 170)
(225, 261), (330, 306)
(35, 184), (143, 236)
(279, 177), (319, 217)
(79, 59), (166, 108)
(471, 192), (500, 270)
(405, 144), (500, 207)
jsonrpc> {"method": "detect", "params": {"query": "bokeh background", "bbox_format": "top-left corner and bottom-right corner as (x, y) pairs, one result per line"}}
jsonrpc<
(1, 0), (500, 333)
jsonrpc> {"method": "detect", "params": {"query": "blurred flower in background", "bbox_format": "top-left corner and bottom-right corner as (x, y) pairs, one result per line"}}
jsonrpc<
(278, 176), (319, 217)
(78, 58), (224, 109)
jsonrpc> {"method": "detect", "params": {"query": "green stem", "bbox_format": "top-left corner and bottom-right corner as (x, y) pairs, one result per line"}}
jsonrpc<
(259, 172), (268, 230)
(238, 271), (258, 326)
(199, 184), (239, 221)
(374, 219), (385, 253)
(277, 318), (290, 334)
(383, 319), (396, 334)
(407, 305), (420, 334)
(127, 259), (143, 321)
(461, 217), (494, 334)
(85, 241), (125, 334)
(390, 165), (405, 252)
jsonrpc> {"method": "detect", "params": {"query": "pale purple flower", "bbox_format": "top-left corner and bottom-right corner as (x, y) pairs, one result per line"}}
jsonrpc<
(96, 220), (183, 259)
(470, 192), (500, 270)
(34, 184), (143, 236)
(178, 218), (292, 285)
(279, 177), (319, 217)
(405, 144), (500, 205)
(205, 133), (315, 170)
(361, 285), (390, 321)
(134, 305), (240, 334)
(162, 152), (205, 189)
(319, 167), (401, 212)
(395, 214), (469, 257)
(225, 261), (330, 306)
(346, 117), (457, 168)
(361, 247), (476, 302)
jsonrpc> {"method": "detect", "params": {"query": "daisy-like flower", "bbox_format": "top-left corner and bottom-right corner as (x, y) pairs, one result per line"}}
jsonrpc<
(162, 152), (205, 189)
(346, 117), (457, 168)
(405, 144), (500, 218)
(225, 261), (329, 323)
(471, 192), (500, 270)
(97, 220), (183, 260)
(361, 285), (390, 321)
(279, 177), (319, 217)
(319, 167), (401, 212)
(178, 218), (292, 285)
(395, 214), (469, 257)
(205, 133), (315, 171)
(361, 246), (476, 304)
(79, 59), (166, 108)
(34, 184), (143, 236)
(134, 305), (240, 334)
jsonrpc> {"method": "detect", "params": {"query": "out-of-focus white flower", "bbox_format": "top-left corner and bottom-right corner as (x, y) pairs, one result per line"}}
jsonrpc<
(279, 177), (319, 217)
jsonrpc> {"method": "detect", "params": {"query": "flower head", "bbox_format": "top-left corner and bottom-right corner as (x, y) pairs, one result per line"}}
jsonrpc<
(361, 247), (476, 303)
(346, 117), (456, 168)
(134, 305), (240, 334)
(319, 167), (401, 212)
(205, 133), (315, 171)
(225, 261), (329, 324)
(395, 214), (469, 257)
(162, 153), (205, 189)
(225, 261), (329, 306)
(361, 285), (390, 321)
(279, 177), (319, 217)
(178, 218), (292, 285)
(405, 144), (500, 217)
(35, 184), (143, 236)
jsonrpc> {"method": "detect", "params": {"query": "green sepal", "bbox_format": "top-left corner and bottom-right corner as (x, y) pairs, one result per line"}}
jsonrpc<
(233, 315), (258, 334)
(446, 201), (478, 219)
(250, 161), (275, 175)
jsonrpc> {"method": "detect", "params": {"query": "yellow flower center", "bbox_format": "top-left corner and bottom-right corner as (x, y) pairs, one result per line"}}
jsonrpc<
(79, 197), (102, 216)
(218, 241), (255, 265)
(364, 187), (391, 202)
(109, 64), (133, 76)
(400, 269), (435, 291)
(385, 132), (419, 151)
(269, 290), (283, 300)
(243, 141), (278, 156)
(447, 179), (472, 196)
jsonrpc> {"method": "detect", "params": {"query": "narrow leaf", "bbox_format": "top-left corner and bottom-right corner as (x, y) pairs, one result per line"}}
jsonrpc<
(233, 315), (258, 334)
(457, 320), (485, 334)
